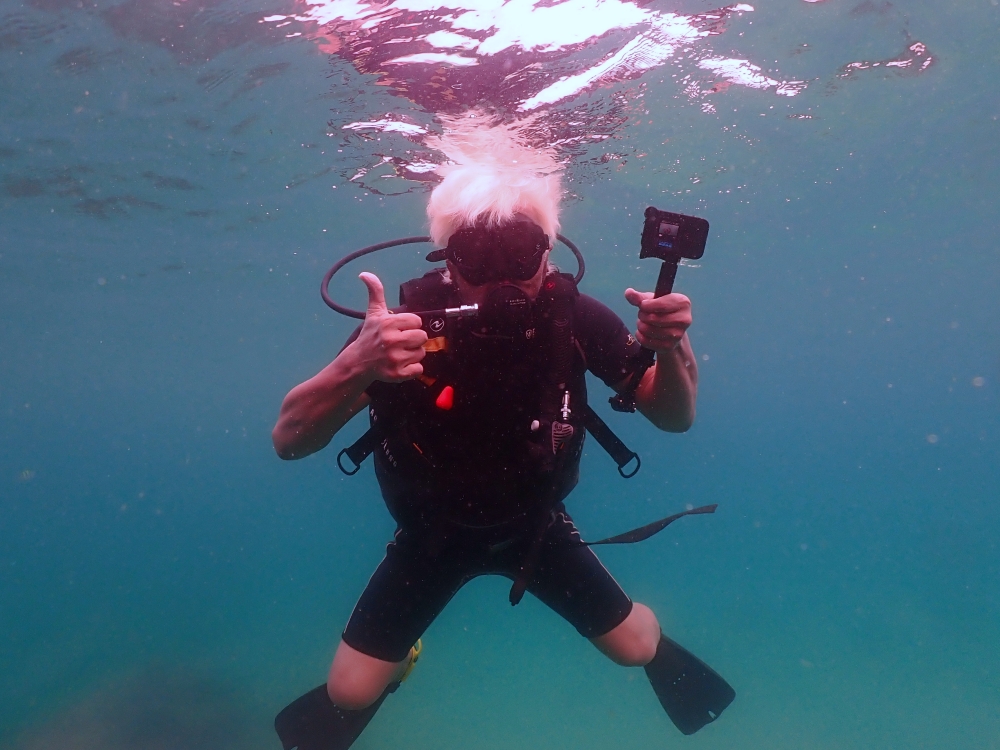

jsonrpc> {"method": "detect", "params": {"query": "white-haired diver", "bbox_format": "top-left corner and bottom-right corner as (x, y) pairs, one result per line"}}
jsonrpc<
(271, 120), (732, 749)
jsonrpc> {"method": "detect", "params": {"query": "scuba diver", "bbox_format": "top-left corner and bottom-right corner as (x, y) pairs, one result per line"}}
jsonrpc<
(270, 124), (734, 749)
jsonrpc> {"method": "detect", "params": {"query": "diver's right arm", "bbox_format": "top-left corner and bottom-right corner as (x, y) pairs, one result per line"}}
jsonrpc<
(272, 273), (427, 460)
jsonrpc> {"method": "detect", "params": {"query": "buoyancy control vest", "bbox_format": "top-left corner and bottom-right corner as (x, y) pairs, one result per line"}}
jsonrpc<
(365, 269), (588, 528)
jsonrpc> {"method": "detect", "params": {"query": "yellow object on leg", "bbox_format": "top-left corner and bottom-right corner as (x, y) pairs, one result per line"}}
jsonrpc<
(398, 639), (422, 684)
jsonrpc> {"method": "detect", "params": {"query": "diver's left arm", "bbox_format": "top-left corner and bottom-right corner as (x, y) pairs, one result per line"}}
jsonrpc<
(624, 289), (698, 432)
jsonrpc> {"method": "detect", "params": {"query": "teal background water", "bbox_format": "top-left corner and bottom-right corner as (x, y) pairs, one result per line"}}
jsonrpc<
(2, 0), (999, 748)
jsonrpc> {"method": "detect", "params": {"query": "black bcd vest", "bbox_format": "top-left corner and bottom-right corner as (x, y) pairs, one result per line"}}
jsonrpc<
(367, 270), (585, 526)
(339, 270), (642, 528)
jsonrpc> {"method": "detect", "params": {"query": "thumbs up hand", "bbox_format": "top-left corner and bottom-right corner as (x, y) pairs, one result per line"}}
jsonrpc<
(353, 272), (428, 383)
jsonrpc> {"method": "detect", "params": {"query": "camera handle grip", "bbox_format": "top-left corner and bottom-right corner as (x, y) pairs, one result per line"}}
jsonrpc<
(608, 257), (678, 413)
(653, 259), (679, 298)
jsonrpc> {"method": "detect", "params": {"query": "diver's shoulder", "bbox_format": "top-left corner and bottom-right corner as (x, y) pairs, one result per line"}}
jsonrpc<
(575, 291), (622, 321)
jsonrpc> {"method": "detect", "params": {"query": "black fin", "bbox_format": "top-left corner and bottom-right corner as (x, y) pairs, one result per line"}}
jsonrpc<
(274, 684), (394, 750)
(644, 634), (735, 735)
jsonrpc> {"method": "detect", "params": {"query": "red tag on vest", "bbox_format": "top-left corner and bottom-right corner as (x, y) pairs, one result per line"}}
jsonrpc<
(435, 385), (454, 410)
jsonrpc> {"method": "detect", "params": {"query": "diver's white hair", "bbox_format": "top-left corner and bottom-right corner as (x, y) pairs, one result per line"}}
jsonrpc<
(426, 113), (563, 247)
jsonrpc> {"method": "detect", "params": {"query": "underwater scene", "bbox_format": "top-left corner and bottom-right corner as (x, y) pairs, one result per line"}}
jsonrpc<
(1, 0), (998, 748)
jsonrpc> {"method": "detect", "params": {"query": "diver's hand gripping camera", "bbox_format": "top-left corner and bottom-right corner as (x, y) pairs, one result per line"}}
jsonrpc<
(609, 206), (709, 413)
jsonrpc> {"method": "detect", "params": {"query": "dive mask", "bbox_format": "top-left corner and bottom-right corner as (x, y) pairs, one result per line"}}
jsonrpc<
(428, 216), (550, 285)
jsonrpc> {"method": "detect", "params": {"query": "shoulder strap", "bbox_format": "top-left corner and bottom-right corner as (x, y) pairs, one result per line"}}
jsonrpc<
(540, 275), (642, 476)
(534, 272), (580, 457)
(581, 405), (640, 478)
(337, 417), (382, 475)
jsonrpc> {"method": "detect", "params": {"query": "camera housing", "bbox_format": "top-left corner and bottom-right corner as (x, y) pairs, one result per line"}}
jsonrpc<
(640, 207), (709, 262)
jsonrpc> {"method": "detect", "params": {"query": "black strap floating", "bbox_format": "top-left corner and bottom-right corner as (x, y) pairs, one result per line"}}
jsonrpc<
(508, 503), (719, 606)
(582, 504), (717, 546)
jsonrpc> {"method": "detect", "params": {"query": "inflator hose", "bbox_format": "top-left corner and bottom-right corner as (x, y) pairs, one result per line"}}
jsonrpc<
(321, 235), (585, 319)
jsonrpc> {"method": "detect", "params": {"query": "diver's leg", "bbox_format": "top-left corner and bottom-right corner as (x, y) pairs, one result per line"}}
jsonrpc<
(327, 639), (414, 710)
(517, 508), (635, 643)
(275, 526), (457, 750)
(589, 601), (660, 666)
(330, 526), (458, 702)
(521, 507), (734, 735)
(274, 638), (421, 750)
(274, 636), (419, 750)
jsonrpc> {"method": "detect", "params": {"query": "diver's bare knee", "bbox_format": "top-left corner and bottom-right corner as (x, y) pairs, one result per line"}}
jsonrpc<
(591, 602), (661, 666)
(326, 640), (400, 711)
(326, 677), (386, 711)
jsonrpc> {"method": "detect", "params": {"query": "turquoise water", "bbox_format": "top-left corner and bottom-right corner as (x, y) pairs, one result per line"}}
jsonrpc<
(2, 0), (999, 748)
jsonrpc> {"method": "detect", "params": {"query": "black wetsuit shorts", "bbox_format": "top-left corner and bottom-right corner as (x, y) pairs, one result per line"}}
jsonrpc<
(342, 506), (634, 662)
